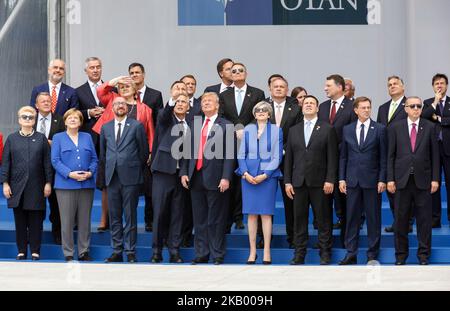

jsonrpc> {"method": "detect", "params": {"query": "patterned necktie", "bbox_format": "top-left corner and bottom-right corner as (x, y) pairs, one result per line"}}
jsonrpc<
(359, 123), (365, 147)
(411, 123), (417, 152)
(39, 117), (47, 137)
(51, 85), (57, 113)
(388, 101), (397, 122)
(116, 122), (122, 145)
(275, 104), (282, 127)
(137, 91), (142, 103)
(236, 89), (244, 115)
(329, 101), (337, 124)
(196, 118), (211, 171)
(93, 83), (99, 105)
(305, 121), (312, 146)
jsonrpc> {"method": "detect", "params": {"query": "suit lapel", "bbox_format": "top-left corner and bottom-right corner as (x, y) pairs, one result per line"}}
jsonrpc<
(49, 115), (59, 138)
(84, 82), (98, 106)
(333, 101), (346, 122)
(226, 90), (239, 118)
(117, 120), (132, 148)
(402, 121), (413, 153)
(414, 121), (425, 153)
(360, 120), (375, 150)
(390, 98), (406, 123)
(280, 102), (293, 128)
(240, 87), (253, 117)
(58, 84), (66, 106)
(307, 121), (321, 149)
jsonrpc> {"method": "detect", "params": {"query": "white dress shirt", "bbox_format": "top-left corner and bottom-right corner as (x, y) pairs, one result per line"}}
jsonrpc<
(48, 81), (62, 99)
(356, 119), (371, 145)
(114, 117), (128, 140)
(202, 114), (218, 137)
(138, 85), (147, 103)
(330, 95), (346, 115)
(37, 113), (51, 138)
(220, 82), (234, 93)
(407, 118), (420, 137)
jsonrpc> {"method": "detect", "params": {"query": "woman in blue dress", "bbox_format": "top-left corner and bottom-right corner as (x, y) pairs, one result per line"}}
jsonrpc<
(236, 101), (283, 264)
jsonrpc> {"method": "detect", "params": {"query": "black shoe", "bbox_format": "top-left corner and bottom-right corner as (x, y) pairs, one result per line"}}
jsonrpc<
(419, 259), (429, 265)
(78, 252), (92, 262)
(74, 225), (78, 231)
(432, 222), (441, 229)
(105, 253), (123, 263)
(127, 254), (137, 263)
(234, 219), (245, 230)
(263, 260), (272, 265)
(181, 235), (193, 248)
(65, 256), (74, 262)
(395, 259), (406, 265)
(339, 256), (357, 265)
(145, 224), (153, 232)
(16, 253), (26, 260)
(290, 254), (305, 265)
(97, 225), (109, 233)
(246, 254), (258, 265)
(333, 220), (342, 230)
(384, 226), (394, 233)
(151, 253), (163, 263)
(191, 257), (209, 265)
(169, 254), (184, 263)
(320, 256), (331, 265)
(312, 242), (320, 249)
(313, 221), (318, 230)
(31, 254), (40, 261)
(213, 257), (224, 265)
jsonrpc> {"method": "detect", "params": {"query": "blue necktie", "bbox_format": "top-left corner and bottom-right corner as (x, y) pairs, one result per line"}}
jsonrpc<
(305, 121), (312, 146)
(359, 124), (365, 147)
(236, 89), (244, 115)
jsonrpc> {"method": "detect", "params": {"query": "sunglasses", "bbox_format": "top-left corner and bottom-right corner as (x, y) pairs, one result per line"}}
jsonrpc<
(232, 68), (245, 74)
(20, 115), (35, 121)
(407, 104), (423, 109)
(255, 108), (269, 113)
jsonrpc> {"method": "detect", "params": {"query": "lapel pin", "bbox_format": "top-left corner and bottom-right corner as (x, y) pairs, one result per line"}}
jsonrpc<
(370, 126), (374, 129)
(32, 139), (36, 142)
(247, 93), (251, 97)
(126, 123), (130, 127)
(288, 108), (292, 111)
(316, 126), (320, 131)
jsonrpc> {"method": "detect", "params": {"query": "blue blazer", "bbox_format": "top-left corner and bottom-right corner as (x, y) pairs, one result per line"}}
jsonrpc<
(236, 123), (283, 179)
(51, 131), (98, 189)
(339, 120), (387, 188)
(30, 82), (79, 116)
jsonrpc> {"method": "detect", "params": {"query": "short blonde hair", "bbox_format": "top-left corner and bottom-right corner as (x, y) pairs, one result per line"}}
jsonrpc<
(252, 101), (273, 118)
(63, 108), (84, 126)
(201, 92), (219, 103)
(17, 106), (37, 117)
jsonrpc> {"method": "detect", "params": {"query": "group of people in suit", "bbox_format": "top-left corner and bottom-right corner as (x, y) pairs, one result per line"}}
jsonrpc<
(0, 55), (448, 265)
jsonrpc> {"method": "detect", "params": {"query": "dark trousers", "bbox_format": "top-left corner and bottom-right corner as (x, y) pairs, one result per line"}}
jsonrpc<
(345, 186), (381, 259)
(227, 174), (243, 231)
(280, 180), (294, 244)
(151, 172), (184, 255)
(144, 195), (153, 226)
(181, 190), (193, 242)
(107, 172), (140, 255)
(433, 142), (450, 224)
(331, 185), (346, 246)
(13, 205), (45, 255)
(191, 170), (229, 260)
(293, 186), (333, 257)
(394, 176), (432, 261)
(48, 190), (61, 233)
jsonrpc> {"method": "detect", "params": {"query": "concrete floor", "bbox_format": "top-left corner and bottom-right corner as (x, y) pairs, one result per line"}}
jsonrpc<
(0, 262), (449, 291)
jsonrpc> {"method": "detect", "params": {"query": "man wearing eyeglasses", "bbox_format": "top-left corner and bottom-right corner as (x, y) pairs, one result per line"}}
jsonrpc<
(219, 62), (265, 231)
(387, 97), (440, 265)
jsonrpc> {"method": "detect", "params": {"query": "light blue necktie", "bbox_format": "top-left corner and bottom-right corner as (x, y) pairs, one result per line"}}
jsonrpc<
(305, 121), (312, 146)
(236, 89), (244, 115)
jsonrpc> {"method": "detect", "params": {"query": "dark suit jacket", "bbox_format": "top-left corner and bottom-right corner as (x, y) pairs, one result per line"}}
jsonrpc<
(422, 95), (450, 155)
(387, 118), (440, 190)
(284, 120), (338, 188)
(1, 132), (52, 210)
(180, 116), (235, 191)
(339, 120), (387, 188)
(76, 81), (102, 133)
(30, 82), (79, 116)
(100, 118), (149, 186)
(268, 96), (302, 148)
(142, 86), (164, 126)
(150, 104), (188, 175)
(33, 113), (65, 141)
(219, 85), (265, 126)
(318, 98), (357, 143)
(376, 96), (408, 127)
(204, 84), (221, 94)
(185, 97), (202, 123)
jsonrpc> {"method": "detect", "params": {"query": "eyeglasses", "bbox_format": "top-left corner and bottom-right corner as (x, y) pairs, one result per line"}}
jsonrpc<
(407, 104), (423, 109)
(113, 101), (127, 106)
(232, 68), (245, 74)
(20, 115), (35, 121)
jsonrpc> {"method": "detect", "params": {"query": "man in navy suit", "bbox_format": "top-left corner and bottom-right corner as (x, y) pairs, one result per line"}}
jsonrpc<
(150, 93), (190, 264)
(338, 97), (387, 265)
(318, 74), (357, 245)
(129, 62), (163, 233)
(30, 59), (79, 116)
(204, 58), (234, 95)
(181, 75), (202, 121)
(100, 97), (150, 263)
(181, 92), (235, 265)
(376, 76), (409, 233)
(387, 97), (440, 265)
(421, 73), (450, 228)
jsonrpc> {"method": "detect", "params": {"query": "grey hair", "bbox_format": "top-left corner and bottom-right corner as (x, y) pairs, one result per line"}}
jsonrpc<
(345, 78), (356, 90)
(48, 59), (65, 68)
(252, 101), (273, 118)
(84, 57), (102, 69)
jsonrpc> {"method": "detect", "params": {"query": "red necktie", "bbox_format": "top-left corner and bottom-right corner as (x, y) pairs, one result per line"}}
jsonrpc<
(51, 85), (57, 113)
(196, 118), (211, 171)
(411, 123), (417, 152)
(329, 101), (337, 124)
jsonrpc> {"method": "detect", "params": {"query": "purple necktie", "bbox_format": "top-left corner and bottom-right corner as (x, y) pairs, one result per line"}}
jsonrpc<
(411, 123), (417, 152)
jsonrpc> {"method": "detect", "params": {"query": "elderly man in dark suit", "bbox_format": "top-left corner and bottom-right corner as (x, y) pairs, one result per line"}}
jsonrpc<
(204, 58), (234, 95)
(100, 97), (150, 263)
(338, 97), (387, 265)
(34, 92), (65, 245)
(219, 62), (265, 231)
(181, 92), (235, 265)
(30, 59), (79, 116)
(285, 95), (339, 265)
(387, 97), (440, 265)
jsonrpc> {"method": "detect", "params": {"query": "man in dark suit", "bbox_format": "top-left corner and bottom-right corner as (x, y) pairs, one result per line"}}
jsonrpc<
(338, 97), (387, 265)
(267, 76), (302, 248)
(318, 74), (357, 245)
(30, 59), (79, 116)
(204, 58), (234, 94)
(34, 92), (65, 244)
(219, 62), (265, 231)
(100, 97), (150, 263)
(181, 75), (202, 121)
(181, 92), (235, 265)
(150, 93), (190, 264)
(376, 76), (409, 233)
(129, 62), (163, 232)
(387, 97), (440, 265)
(421, 73), (450, 228)
(285, 95), (338, 265)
